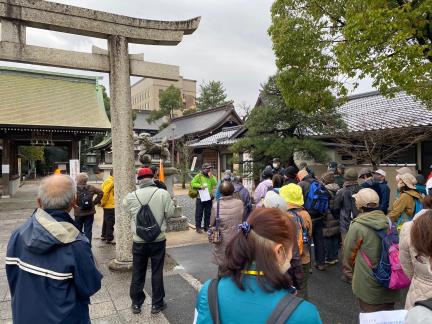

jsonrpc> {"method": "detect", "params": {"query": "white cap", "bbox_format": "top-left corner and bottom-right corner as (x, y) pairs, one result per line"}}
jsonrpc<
(374, 169), (386, 177)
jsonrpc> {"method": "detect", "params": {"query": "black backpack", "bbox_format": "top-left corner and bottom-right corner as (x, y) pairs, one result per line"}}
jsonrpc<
(77, 186), (93, 210)
(134, 189), (162, 242)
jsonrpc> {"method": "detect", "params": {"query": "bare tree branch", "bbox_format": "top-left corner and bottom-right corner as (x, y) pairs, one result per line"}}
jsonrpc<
(333, 127), (432, 169)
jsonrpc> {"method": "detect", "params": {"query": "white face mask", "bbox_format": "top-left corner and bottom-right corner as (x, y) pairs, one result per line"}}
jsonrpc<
(273, 163), (279, 169)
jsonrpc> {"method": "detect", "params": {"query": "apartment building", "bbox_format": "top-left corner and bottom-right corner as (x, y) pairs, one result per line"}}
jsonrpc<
(131, 77), (196, 115)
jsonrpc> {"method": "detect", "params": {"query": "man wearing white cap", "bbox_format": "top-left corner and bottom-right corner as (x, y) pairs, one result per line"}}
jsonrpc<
(373, 169), (391, 214)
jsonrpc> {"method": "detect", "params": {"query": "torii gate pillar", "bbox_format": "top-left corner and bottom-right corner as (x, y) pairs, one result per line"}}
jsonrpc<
(0, 0), (200, 270)
(108, 36), (135, 269)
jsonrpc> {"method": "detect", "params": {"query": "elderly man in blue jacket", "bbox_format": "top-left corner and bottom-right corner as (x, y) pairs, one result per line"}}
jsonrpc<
(6, 174), (102, 324)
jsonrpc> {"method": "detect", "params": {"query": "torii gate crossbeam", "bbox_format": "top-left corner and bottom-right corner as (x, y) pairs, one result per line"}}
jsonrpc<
(0, 0), (200, 270)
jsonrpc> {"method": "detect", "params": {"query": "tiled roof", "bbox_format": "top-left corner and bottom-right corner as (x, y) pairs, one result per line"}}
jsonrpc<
(188, 125), (243, 147)
(0, 67), (110, 130)
(338, 91), (432, 132)
(133, 110), (164, 131)
(152, 102), (242, 141)
(90, 135), (112, 151)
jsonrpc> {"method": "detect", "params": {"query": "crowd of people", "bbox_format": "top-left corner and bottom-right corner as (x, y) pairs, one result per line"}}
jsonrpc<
(4, 159), (432, 323)
(192, 159), (432, 323)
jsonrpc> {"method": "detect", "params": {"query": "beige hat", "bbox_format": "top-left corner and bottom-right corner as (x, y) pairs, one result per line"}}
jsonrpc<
(353, 188), (380, 209)
(374, 169), (386, 177)
(396, 167), (414, 175)
(399, 173), (417, 189)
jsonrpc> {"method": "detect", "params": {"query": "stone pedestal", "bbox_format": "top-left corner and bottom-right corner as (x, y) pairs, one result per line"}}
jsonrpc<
(163, 166), (189, 232)
(167, 205), (189, 232)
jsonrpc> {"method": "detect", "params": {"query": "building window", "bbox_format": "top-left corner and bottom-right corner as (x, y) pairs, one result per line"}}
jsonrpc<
(221, 154), (233, 172)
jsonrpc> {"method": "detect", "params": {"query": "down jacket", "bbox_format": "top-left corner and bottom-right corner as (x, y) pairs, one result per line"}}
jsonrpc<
(210, 196), (244, 266)
(399, 210), (432, 310)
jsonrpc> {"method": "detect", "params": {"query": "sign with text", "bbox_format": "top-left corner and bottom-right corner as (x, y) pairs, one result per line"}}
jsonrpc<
(69, 159), (80, 180)
(191, 156), (197, 171)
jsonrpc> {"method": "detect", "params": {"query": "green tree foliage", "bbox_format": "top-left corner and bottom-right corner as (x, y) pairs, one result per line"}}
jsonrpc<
(19, 146), (45, 162)
(101, 85), (111, 121)
(269, 0), (432, 110)
(232, 76), (345, 175)
(176, 140), (193, 189)
(196, 80), (228, 111)
(19, 146), (45, 175)
(147, 85), (183, 123)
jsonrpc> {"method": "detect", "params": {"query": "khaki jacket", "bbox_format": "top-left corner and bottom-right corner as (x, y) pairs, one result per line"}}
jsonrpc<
(343, 210), (400, 304)
(387, 189), (423, 223)
(122, 179), (175, 243)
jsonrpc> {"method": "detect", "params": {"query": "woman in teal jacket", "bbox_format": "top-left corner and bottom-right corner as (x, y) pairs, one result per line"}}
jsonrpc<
(194, 208), (322, 324)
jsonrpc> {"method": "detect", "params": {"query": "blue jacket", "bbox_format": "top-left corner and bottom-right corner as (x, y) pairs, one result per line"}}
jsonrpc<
(6, 209), (102, 324)
(195, 276), (322, 324)
(376, 181), (391, 214)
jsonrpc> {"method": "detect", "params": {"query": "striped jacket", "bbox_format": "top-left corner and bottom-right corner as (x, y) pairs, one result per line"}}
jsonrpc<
(6, 208), (102, 324)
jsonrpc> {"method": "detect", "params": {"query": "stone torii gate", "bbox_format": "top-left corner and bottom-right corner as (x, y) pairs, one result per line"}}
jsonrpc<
(0, 0), (200, 269)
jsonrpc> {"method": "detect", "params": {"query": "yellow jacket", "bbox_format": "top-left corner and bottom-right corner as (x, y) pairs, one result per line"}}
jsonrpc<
(101, 176), (115, 208)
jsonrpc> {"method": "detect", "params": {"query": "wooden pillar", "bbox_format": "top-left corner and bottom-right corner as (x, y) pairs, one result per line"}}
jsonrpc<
(71, 137), (79, 160)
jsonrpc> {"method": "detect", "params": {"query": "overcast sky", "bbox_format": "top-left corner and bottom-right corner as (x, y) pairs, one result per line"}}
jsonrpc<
(2, 0), (374, 107)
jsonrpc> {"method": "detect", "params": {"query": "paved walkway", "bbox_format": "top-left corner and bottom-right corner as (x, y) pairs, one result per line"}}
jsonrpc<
(0, 183), (206, 324)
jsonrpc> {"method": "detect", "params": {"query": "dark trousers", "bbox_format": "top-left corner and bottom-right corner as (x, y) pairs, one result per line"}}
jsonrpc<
(102, 208), (115, 241)
(358, 299), (395, 313)
(312, 219), (325, 265)
(75, 214), (94, 245)
(195, 199), (212, 230)
(130, 241), (166, 307)
(324, 235), (339, 262)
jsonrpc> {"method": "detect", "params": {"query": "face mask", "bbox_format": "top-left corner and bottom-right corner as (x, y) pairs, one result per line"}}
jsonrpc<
(273, 163), (279, 169)
(203, 171), (209, 176)
(373, 175), (381, 182)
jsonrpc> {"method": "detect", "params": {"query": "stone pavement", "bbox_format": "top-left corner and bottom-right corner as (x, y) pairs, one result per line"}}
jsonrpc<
(0, 183), (206, 324)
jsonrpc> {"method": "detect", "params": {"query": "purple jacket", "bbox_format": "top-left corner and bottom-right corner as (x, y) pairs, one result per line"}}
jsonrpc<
(253, 179), (273, 207)
(234, 183), (252, 220)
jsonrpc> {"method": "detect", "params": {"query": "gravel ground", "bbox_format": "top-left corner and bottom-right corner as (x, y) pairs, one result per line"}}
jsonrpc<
(175, 194), (196, 226)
